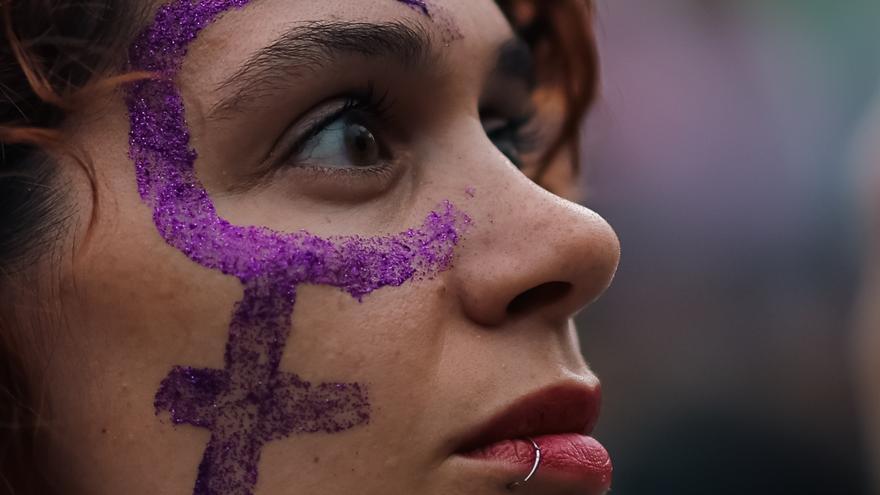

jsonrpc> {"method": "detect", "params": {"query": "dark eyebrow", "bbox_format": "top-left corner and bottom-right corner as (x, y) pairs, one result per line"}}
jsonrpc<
(494, 38), (536, 91)
(209, 20), (434, 119)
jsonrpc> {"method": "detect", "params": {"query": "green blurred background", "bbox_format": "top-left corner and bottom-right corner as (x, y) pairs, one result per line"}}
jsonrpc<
(576, 1), (880, 493)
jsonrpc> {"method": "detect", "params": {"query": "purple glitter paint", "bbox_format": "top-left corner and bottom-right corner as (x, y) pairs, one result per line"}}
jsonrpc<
(398, 0), (431, 16)
(125, 1), (467, 494)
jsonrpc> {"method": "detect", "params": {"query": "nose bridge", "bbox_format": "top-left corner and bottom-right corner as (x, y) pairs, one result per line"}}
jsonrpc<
(450, 154), (621, 327)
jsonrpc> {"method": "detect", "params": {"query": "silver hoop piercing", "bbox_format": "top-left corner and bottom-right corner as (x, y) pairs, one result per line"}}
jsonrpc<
(506, 437), (542, 490)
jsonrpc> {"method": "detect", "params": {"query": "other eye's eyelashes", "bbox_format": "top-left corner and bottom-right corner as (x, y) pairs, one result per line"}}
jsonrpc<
(481, 110), (541, 169)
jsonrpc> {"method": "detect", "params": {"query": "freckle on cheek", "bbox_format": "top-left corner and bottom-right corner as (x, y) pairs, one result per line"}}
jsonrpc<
(124, 1), (471, 493)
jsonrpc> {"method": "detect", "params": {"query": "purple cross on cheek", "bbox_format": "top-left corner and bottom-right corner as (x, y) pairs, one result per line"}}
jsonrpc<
(153, 279), (370, 494)
(125, 1), (463, 494)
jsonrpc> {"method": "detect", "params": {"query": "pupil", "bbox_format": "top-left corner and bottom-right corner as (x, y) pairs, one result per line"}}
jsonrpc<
(345, 123), (380, 167)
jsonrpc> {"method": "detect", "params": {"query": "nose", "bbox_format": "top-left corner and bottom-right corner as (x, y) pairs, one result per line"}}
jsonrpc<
(450, 160), (621, 327)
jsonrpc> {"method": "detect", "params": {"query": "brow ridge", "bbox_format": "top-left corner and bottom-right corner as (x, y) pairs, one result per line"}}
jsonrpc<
(210, 20), (434, 118)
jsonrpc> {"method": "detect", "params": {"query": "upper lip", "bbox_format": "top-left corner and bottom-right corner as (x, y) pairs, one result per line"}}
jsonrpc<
(455, 382), (602, 454)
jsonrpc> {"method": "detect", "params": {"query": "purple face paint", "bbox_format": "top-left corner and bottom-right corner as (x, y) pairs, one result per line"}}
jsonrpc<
(125, 1), (468, 494)
(398, 0), (430, 16)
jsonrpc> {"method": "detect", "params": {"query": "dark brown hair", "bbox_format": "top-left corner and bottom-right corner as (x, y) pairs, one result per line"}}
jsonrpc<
(0, 1), (598, 492)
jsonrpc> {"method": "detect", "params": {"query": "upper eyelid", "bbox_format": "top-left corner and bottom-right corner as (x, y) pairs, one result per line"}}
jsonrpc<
(234, 93), (540, 194)
(267, 91), (393, 168)
(232, 104), (357, 193)
(289, 104), (352, 154)
(260, 100), (349, 167)
(276, 87), (538, 169)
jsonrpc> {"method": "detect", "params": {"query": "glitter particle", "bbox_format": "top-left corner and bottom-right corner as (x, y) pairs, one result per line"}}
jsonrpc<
(398, 0), (431, 16)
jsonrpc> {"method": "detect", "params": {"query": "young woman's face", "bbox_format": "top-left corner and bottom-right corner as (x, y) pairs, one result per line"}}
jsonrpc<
(39, 0), (620, 493)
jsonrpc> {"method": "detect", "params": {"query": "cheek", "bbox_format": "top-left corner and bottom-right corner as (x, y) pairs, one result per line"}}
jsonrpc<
(241, 281), (454, 487)
(284, 280), (453, 450)
(45, 226), (243, 491)
(57, 225), (241, 407)
(284, 282), (450, 386)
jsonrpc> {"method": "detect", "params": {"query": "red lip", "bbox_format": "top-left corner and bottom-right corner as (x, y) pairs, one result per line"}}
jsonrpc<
(456, 384), (612, 493)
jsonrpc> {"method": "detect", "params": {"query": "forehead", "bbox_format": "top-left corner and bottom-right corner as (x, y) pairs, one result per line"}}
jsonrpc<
(178, 0), (514, 93)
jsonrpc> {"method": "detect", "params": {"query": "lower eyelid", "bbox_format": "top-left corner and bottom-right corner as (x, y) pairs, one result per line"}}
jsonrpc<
(304, 163), (396, 178)
(266, 157), (405, 204)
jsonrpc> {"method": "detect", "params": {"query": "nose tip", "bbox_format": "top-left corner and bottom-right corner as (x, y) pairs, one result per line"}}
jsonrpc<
(451, 185), (620, 327)
(565, 209), (622, 307)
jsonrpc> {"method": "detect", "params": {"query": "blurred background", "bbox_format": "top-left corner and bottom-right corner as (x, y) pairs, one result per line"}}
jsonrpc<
(575, 1), (880, 493)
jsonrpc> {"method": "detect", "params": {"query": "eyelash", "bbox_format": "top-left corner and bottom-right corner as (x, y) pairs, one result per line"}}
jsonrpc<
(301, 86), (390, 149)
(276, 84), (393, 169)
(483, 111), (542, 168)
(270, 83), (542, 178)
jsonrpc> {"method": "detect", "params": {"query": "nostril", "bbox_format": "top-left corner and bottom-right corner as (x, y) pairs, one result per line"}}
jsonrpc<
(506, 281), (572, 315)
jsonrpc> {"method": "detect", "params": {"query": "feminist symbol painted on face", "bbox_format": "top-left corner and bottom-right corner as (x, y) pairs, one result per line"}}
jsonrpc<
(125, 1), (463, 494)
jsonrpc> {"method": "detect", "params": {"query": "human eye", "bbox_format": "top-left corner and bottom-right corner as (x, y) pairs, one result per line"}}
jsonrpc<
(481, 109), (541, 169)
(269, 85), (395, 176)
(298, 116), (381, 169)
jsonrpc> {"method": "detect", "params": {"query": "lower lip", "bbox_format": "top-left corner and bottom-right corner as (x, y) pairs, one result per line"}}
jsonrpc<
(462, 434), (612, 492)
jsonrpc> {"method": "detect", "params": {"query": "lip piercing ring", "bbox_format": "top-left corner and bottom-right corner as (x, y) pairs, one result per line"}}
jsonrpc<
(507, 437), (542, 490)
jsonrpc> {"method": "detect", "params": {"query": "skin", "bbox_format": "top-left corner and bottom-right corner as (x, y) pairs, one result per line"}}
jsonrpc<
(21, 0), (620, 494)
